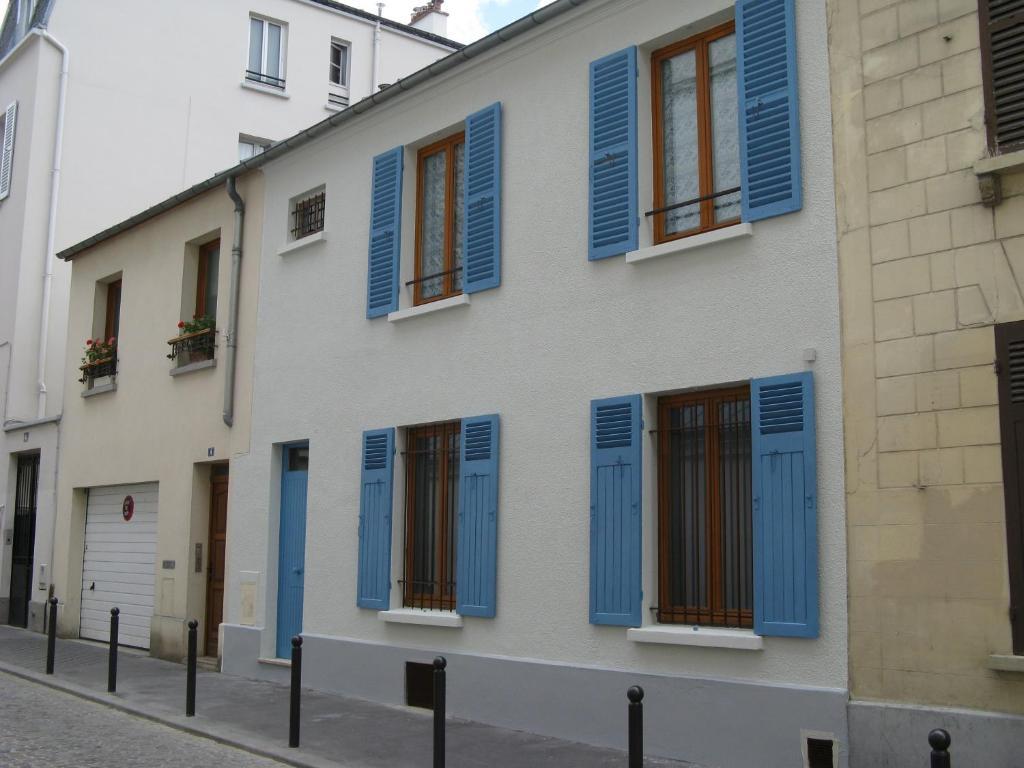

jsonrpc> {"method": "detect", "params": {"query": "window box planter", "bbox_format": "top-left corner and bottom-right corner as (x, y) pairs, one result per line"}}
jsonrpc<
(168, 325), (216, 365)
(79, 356), (117, 385)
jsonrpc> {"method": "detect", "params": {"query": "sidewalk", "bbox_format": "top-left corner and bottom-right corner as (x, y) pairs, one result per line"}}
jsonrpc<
(0, 626), (688, 768)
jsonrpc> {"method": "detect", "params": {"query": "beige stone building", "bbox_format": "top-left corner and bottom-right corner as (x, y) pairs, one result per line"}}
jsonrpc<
(829, 0), (1024, 761)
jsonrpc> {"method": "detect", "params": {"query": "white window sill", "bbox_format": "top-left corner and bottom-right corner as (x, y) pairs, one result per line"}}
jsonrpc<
(625, 223), (753, 264)
(81, 381), (116, 398)
(379, 608), (463, 628)
(387, 293), (470, 323)
(257, 656), (291, 667)
(626, 625), (764, 651)
(169, 358), (216, 377)
(988, 654), (1024, 673)
(278, 230), (326, 256)
(240, 80), (290, 99)
(974, 149), (1024, 176)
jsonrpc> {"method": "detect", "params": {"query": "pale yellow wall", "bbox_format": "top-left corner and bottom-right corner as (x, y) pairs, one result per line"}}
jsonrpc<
(829, 0), (1024, 712)
(51, 173), (263, 659)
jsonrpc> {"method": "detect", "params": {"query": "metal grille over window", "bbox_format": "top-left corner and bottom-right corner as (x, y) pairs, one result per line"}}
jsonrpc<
(402, 422), (460, 610)
(656, 388), (753, 628)
(291, 191), (325, 240)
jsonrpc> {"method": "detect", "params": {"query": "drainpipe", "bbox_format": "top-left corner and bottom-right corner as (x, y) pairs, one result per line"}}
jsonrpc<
(372, 3), (384, 93)
(223, 177), (244, 427)
(35, 30), (70, 420)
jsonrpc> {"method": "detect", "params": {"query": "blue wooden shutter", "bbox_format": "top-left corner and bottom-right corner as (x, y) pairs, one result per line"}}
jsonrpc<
(751, 372), (818, 637)
(589, 395), (642, 626)
(463, 103), (501, 293)
(456, 414), (499, 617)
(736, 0), (802, 222)
(357, 428), (395, 609)
(366, 147), (403, 318)
(588, 47), (638, 261)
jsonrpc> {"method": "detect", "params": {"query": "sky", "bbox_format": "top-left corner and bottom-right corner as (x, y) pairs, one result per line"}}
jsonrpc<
(0, 1), (556, 45)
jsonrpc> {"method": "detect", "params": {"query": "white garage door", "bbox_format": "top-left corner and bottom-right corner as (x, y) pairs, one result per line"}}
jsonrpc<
(80, 483), (158, 649)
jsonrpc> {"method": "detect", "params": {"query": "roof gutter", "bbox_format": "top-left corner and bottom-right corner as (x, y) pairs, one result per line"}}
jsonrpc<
(57, 0), (590, 262)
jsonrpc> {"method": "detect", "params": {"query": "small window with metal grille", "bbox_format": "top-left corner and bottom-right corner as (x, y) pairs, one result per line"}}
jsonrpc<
(655, 385), (753, 628)
(289, 188), (326, 241)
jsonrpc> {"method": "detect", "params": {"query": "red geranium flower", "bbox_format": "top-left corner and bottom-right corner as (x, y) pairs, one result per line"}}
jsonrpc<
(86, 339), (93, 346)
(177, 320), (185, 329)
(107, 337), (116, 345)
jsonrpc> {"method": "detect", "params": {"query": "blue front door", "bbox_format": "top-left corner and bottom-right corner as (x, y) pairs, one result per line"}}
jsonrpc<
(276, 444), (309, 657)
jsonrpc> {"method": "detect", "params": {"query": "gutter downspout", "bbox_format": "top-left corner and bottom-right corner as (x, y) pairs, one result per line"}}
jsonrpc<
(372, 3), (383, 93)
(223, 177), (244, 427)
(35, 29), (69, 420)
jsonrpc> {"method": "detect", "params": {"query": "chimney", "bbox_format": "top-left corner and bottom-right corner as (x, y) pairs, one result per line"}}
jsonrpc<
(409, 0), (448, 38)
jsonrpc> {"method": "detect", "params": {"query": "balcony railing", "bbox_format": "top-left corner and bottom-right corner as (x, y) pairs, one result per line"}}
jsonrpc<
(245, 70), (286, 89)
(79, 355), (117, 384)
(167, 327), (216, 364)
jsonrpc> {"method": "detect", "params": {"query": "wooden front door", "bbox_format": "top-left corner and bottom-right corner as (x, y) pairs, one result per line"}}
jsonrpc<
(205, 469), (229, 656)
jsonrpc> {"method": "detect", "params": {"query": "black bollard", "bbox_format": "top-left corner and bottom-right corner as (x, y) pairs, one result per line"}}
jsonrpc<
(185, 619), (198, 716)
(107, 607), (120, 693)
(627, 686), (644, 768)
(433, 656), (447, 768)
(929, 729), (952, 768)
(289, 635), (302, 748)
(45, 597), (57, 675)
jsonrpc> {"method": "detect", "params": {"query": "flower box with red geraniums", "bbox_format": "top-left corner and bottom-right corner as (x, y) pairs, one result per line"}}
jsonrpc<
(79, 337), (117, 383)
(167, 315), (216, 364)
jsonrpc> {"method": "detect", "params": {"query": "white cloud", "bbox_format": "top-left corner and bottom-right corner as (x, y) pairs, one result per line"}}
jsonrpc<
(344, 1), (489, 43)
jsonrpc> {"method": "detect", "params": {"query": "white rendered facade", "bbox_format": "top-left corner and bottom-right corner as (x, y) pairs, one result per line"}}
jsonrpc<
(0, 0), (456, 631)
(220, 1), (848, 765)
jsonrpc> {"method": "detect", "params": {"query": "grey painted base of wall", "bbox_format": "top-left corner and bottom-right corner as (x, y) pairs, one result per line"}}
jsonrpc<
(849, 699), (1024, 768)
(27, 600), (46, 633)
(0, 598), (8, 624)
(223, 625), (848, 768)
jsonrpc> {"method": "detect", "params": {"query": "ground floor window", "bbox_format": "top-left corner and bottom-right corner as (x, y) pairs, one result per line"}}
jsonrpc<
(403, 421), (460, 609)
(657, 386), (752, 628)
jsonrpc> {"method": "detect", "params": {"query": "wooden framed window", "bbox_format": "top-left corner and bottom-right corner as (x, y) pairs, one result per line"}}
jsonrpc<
(329, 39), (349, 86)
(995, 320), (1024, 654)
(651, 22), (741, 244)
(414, 132), (465, 305)
(403, 421), (460, 610)
(979, 0), (1024, 155)
(657, 386), (753, 628)
(104, 279), (121, 343)
(195, 240), (220, 319)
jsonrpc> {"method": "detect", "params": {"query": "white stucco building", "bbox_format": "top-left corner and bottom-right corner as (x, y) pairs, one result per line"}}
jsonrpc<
(0, 0), (457, 632)
(219, 0), (846, 765)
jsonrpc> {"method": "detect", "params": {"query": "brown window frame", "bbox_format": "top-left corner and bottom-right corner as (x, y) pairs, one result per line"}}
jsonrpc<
(995, 320), (1024, 655)
(104, 279), (122, 342)
(657, 385), (753, 629)
(413, 132), (465, 306)
(978, 0), (1024, 155)
(403, 421), (460, 610)
(195, 239), (219, 319)
(651, 21), (740, 246)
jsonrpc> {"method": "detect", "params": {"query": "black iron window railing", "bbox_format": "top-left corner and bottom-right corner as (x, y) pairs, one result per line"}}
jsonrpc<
(79, 352), (117, 383)
(292, 191), (326, 239)
(402, 422), (460, 610)
(656, 387), (753, 629)
(245, 69), (286, 89)
(167, 327), (216, 363)
(645, 187), (742, 219)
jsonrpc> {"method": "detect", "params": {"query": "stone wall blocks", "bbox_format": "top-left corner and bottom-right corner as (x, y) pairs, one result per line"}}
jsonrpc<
(879, 412), (938, 451)
(918, 14), (981, 66)
(875, 297), (916, 341)
(913, 290), (958, 333)
(930, 250), (956, 289)
(959, 364), (999, 407)
(918, 447), (964, 485)
(921, 88), (984, 140)
(862, 6), (900, 51)
(899, 0), (940, 37)
(865, 78), (904, 119)
(901, 62), (944, 108)
(924, 483), (1005, 523)
(907, 136), (949, 181)
(925, 168), (983, 212)
(872, 220), (912, 263)
(936, 405), (1000, 446)
(963, 444), (1003, 483)
(877, 335), (935, 377)
(940, 49), (983, 95)
(873, 255), (932, 299)
(955, 285), (994, 326)
(869, 147), (909, 191)
(950, 204), (994, 247)
(877, 373), (917, 413)
(937, 0), (977, 22)
(880, 451), (922, 487)
(864, 36), (921, 83)
(867, 107), (924, 154)
(934, 327), (994, 370)
(945, 128), (986, 171)
(916, 369), (961, 411)
(994, 194), (1024, 240)
(909, 211), (952, 255)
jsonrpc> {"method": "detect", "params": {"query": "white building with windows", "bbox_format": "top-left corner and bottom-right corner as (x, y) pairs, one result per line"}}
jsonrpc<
(50, 0), (847, 764)
(0, 0), (457, 633)
(222, 0), (843, 765)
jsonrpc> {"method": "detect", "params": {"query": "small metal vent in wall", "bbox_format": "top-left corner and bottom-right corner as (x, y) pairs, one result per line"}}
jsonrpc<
(806, 737), (835, 768)
(405, 661), (434, 710)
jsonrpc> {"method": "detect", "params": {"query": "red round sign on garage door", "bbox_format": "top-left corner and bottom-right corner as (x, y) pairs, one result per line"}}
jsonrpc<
(122, 495), (134, 522)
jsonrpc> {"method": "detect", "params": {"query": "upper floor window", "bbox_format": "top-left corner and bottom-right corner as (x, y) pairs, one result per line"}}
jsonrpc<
(403, 421), (460, 610)
(651, 22), (740, 244)
(196, 240), (220, 319)
(239, 134), (271, 162)
(414, 132), (465, 305)
(656, 386), (752, 628)
(979, 0), (1024, 155)
(330, 39), (349, 87)
(0, 101), (18, 202)
(291, 189), (326, 240)
(247, 16), (286, 89)
(105, 279), (122, 342)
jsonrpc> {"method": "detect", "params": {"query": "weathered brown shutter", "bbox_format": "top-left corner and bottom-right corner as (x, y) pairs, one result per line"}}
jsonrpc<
(979, 0), (1024, 154)
(995, 320), (1024, 654)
